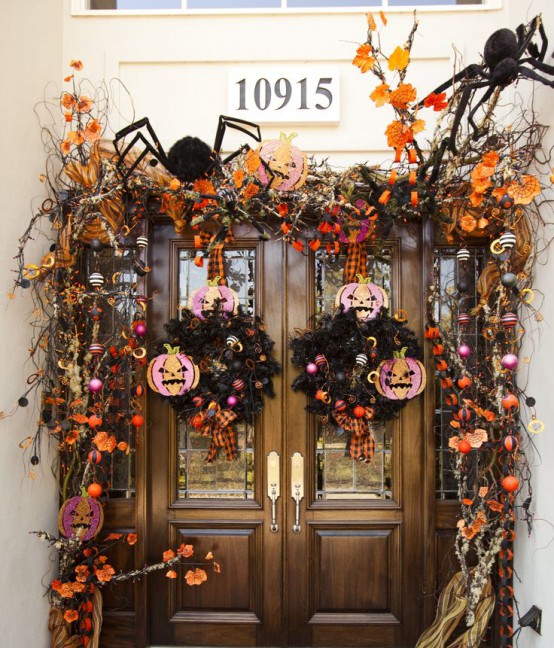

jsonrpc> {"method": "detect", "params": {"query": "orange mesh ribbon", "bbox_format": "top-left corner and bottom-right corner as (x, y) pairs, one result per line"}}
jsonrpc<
(343, 242), (368, 284)
(203, 409), (238, 462)
(333, 411), (375, 462)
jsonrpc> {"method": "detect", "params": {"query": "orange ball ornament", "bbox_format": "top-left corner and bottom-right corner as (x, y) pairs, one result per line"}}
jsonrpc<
(457, 375), (472, 390)
(353, 405), (366, 419)
(458, 439), (472, 454)
(87, 483), (103, 498)
(190, 413), (205, 429)
(502, 393), (519, 411)
(131, 414), (145, 428)
(501, 475), (520, 492)
(88, 414), (103, 429)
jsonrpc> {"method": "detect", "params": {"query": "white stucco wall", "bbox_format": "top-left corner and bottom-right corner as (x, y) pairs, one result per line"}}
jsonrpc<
(1, 0), (553, 645)
(0, 1), (63, 646)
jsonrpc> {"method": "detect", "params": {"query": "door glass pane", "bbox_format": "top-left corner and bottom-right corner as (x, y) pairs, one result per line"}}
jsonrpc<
(314, 249), (393, 500)
(177, 248), (256, 499)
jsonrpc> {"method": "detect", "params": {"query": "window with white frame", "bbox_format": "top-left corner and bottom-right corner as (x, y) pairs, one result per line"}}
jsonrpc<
(89, 0), (483, 10)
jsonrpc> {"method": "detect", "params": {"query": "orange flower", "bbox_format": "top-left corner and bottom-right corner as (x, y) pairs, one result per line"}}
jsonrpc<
(67, 130), (85, 146)
(64, 610), (79, 623)
(84, 119), (102, 143)
(423, 92), (448, 111)
(233, 169), (245, 189)
(126, 533), (138, 546)
(185, 568), (208, 586)
(389, 83), (417, 109)
(93, 431), (117, 453)
(64, 112), (73, 123)
(58, 583), (76, 599)
(482, 150), (499, 168)
(385, 120), (413, 149)
(166, 570), (177, 579)
(465, 428), (488, 448)
(366, 12), (377, 31)
(459, 215), (477, 232)
(61, 93), (76, 110)
(388, 46), (409, 71)
(177, 543), (194, 558)
(369, 83), (390, 108)
(506, 174), (541, 205)
(163, 549), (175, 562)
(76, 96), (94, 113)
(95, 565), (115, 583)
(117, 441), (129, 452)
(69, 60), (84, 71)
(352, 44), (375, 73)
(51, 580), (62, 592)
(75, 565), (90, 583)
(242, 183), (259, 201)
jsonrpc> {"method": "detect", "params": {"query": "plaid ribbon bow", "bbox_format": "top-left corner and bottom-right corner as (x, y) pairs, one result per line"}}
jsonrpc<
(333, 410), (376, 463)
(203, 409), (238, 463)
(197, 230), (236, 284)
(343, 242), (368, 283)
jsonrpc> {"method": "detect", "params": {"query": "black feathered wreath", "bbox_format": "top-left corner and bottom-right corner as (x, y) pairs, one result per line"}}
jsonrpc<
(154, 305), (280, 462)
(290, 307), (424, 461)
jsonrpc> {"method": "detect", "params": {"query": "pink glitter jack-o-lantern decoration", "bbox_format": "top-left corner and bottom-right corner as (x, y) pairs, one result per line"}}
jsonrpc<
(375, 347), (426, 401)
(58, 495), (104, 542)
(147, 344), (200, 397)
(256, 132), (309, 192)
(335, 275), (389, 321)
(189, 277), (238, 320)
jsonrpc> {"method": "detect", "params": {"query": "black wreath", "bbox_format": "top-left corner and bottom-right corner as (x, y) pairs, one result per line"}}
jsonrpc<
(290, 307), (423, 423)
(155, 305), (280, 426)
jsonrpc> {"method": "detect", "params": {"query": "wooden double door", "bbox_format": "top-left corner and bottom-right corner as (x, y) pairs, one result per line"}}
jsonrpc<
(146, 222), (428, 647)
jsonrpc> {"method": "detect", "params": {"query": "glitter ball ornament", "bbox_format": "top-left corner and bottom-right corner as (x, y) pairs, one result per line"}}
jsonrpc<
(88, 378), (103, 393)
(227, 395), (238, 407)
(134, 322), (147, 337)
(501, 353), (518, 371)
(306, 362), (318, 375)
(457, 344), (471, 358)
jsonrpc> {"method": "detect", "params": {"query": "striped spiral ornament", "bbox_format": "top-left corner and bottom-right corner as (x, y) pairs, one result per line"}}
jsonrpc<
(89, 272), (104, 288)
(499, 231), (517, 251)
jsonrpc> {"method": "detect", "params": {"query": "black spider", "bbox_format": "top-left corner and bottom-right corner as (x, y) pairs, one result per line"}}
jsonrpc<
(113, 114), (262, 184)
(420, 15), (554, 159)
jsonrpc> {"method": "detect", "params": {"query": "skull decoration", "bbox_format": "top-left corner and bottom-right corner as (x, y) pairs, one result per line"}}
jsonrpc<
(189, 278), (238, 320)
(147, 344), (200, 397)
(58, 495), (104, 542)
(375, 347), (426, 401)
(256, 132), (309, 192)
(335, 276), (389, 321)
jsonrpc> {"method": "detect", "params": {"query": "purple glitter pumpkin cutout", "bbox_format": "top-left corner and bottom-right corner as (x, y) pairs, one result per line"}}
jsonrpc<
(58, 495), (104, 542)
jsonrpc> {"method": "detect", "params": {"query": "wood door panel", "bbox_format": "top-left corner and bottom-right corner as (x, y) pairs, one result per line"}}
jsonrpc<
(311, 524), (401, 617)
(168, 523), (263, 618)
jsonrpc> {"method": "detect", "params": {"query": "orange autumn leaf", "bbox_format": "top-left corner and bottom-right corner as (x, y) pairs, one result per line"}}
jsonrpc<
(193, 178), (215, 195)
(213, 562), (221, 574)
(104, 533), (123, 541)
(93, 431), (117, 453)
(506, 174), (541, 205)
(243, 183), (259, 201)
(71, 413), (89, 424)
(61, 140), (71, 157)
(487, 500), (503, 512)
(64, 112), (73, 123)
(389, 83), (417, 109)
(479, 486), (489, 498)
(423, 92), (448, 111)
(388, 46), (409, 71)
(367, 12), (377, 31)
(169, 177), (181, 190)
(370, 83), (390, 107)
(450, 420), (461, 429)
(205, 551), (214, 560)
(482, 150), (499, 168)
(64, 75), (74, 83)
(185, 568), (208, 586)
(379, 11), (387, 25)
(353, 44), (375, 73)
(117, 441), (129, 452)
(385, 120), (413, 148)
(245, 149), (261, 174)
(233, 169), (245, 189)
(69, 60), (84, 71)
(412, 118), (426, 134)
(65, 430), (79, 445)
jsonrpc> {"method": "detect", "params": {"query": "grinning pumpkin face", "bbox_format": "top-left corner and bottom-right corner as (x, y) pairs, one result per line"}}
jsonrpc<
(335, 281), (388, 321)
(375, 349), (426, 401)
(147, 345), (200, 397)
(256, 133), (309, 192)
(189, 284), (238, 320)
(58, 495), (104, 542)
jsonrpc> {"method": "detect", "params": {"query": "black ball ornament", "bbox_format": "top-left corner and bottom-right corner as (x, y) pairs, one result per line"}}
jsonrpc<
(526, 396), (536, 407)
(30, 456), (40, 466)
(18, 396), (29, 407)
(89, 238), (104, 252)
(499, 194), (514, 209)
(500, 272), (517, 288)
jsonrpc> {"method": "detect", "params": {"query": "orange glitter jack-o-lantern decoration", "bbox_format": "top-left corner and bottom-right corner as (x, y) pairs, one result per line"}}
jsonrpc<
(256, 132), (309, 192)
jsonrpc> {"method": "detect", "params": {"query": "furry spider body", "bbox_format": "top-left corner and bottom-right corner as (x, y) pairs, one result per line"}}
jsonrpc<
(420, 15), (554, 171)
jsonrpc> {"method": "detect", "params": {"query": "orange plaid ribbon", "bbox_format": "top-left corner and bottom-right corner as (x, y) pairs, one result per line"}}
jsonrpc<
(198, 230), (235, 285)
(333, 410), (375, 463)
(203, 409), (238, 462)
(343, 242), (368, 283)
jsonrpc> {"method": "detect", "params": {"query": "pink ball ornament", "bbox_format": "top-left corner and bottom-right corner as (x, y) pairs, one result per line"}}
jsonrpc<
(226, 395), (238, 408)
(457, 344), (471, 359)
(134, 322), (147, 337)
(89, 378), (103, 393)
(306, 362), (318, 375)
(501, 353), (518, 371)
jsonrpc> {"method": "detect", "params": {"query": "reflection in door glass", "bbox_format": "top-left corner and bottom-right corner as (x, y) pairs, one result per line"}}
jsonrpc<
(314, 249), (393, 500)
(177, 248), (256, 499)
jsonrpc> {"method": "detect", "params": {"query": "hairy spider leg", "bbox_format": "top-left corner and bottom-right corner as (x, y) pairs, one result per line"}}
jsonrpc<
(466, 83), (498, 140)
(518, 65), (554, 87)
(204, 115), (263, 176)
(113, 117), (170, 181)
(514, 15), (542, 61)
(415, 64), (485, 110)
(445, 78), (491, 151)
